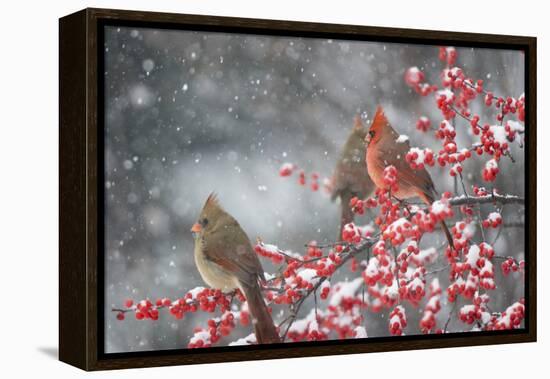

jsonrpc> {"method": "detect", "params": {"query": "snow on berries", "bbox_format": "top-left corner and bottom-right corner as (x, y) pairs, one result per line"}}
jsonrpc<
(435, 89), (456, 120)
(459, 292), (491, 326)
(439, 46), (457, 66)
(482, 212), (502, 228)
(420, 278), (442, 333)
(382, 165), (399, 192)
(188, 329), (212, 348)
(279, 162), (295, 177)
(383, 217), (417, 246)
(405, 67), (438, 96)
(341, 222), (374, 244)
(406, 147), (435, 169)
(254, 240), (285, 265)
(188, 310), (241, 348)
(353, 326), (368, 338)
(405, 66), (424, 87)
(430, 197), (453, 221)
(349, 196), (377, 215)
(482, 159), (499, 182)
(389, 306), (407, 335)
(416, 116), (431, 132)
(501, 257), (525, 276)
(486, 300), (525, 330)
(363, 241), (395, 288)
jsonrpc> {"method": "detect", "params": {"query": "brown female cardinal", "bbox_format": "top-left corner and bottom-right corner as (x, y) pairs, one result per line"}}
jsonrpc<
(331, 115), (375, 237)
(191, 194), (280, 344)
(365, 106), (454, 249)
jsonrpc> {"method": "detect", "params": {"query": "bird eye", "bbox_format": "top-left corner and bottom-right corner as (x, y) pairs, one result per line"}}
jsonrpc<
(201, 218), (209, 227)
(369, 130), (376, 137)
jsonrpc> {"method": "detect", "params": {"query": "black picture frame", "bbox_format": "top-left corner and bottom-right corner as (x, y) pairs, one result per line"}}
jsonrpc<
(59, 7), (537, 371)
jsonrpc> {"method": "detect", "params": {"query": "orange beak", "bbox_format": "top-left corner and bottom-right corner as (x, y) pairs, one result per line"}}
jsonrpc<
(191, 223), (202, 233)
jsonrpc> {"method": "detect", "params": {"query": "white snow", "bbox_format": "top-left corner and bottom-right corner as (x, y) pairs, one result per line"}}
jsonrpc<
(437, 89), (455, 101)
(461, 221), (477, 241)
(389, 217), (411, 230)
(417, 247), (437, 265)
(365, 257), (380, 277)
(489, 125), (508, 144)
(479, 260), (494, 277)
(486, 159), (498, 170)
(426, 296), (439, 310)
(329, 277), (364, 307)
(385, 279), (399, 299)
(408, 277), (424, 290)
(262, 243), (280, 254)
(431, 200), (450, 216)
(296, 268), (319, 285)
(288, 309), (317, 334)
(466, 245), (481, 267)
(407, 66), (422, 82)
(142, 59), (155, 73)
(408, 147), (426, 164)
(507, 120), (524, 133)
(460, 304), (476, 314)
(229, 333), (257, 346)
(488, 212), (501, 222)
(396, 135), (409, 143)
(354, 326), (368, 338)
(187, 286), (206, 299)
(189, 329), (211, 344)
(430, 278), (441, 292)
(440, 120), (455, 134)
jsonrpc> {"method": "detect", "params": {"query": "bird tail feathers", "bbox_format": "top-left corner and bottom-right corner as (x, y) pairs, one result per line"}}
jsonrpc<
(239, 279), (280, 344)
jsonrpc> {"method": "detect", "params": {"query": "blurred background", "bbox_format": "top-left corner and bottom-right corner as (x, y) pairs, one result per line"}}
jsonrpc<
(103, 25), (525, 353)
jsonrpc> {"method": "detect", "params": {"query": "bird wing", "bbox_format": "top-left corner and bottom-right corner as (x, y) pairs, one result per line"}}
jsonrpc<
(332, 130), (374, 200)
(202, 217), (265, 287)
(375, 131), (436, 199)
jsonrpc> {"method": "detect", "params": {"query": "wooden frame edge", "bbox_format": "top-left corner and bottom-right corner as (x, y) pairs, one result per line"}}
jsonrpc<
(59, 9), (88, 370)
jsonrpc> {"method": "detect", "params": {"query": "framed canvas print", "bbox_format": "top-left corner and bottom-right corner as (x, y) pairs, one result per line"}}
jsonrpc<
(59, 8), (536, 371)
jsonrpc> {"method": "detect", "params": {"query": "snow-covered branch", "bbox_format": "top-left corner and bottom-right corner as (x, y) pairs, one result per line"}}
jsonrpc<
(448, 194), (524, 206)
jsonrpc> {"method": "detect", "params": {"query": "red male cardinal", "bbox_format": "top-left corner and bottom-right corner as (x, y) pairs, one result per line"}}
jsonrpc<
(365, 106), (454, 249)
(331, 115), (375, 237)
(191, 194), (280, 344)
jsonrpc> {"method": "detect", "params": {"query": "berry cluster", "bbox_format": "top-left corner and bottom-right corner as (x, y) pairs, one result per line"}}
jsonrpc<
(486, 300), (525, 330)
(482, 159), (499, 182)
(501, 257), (525, 276)
(420, 278), (442, 333)
(188, 311), (244, 348)
(416, 116), (431, 132)
(482, 212), (502, 228)
(254, 241), (285, 265)
(383, 217), (417, 246)
(362, 241), (394, 287)
(439, 46), (457, 66)
(279, 162), (328, 193)
(389, 306), (407, 336)
(459, 292), (490, 325)
(278, 162), (295, 177)
(404, 67), (438, 96)
(406, 147), (435, 169)
(382, 165), (399, 192)
(349, 196), (377, 215)
(115, 287), (235, 323)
